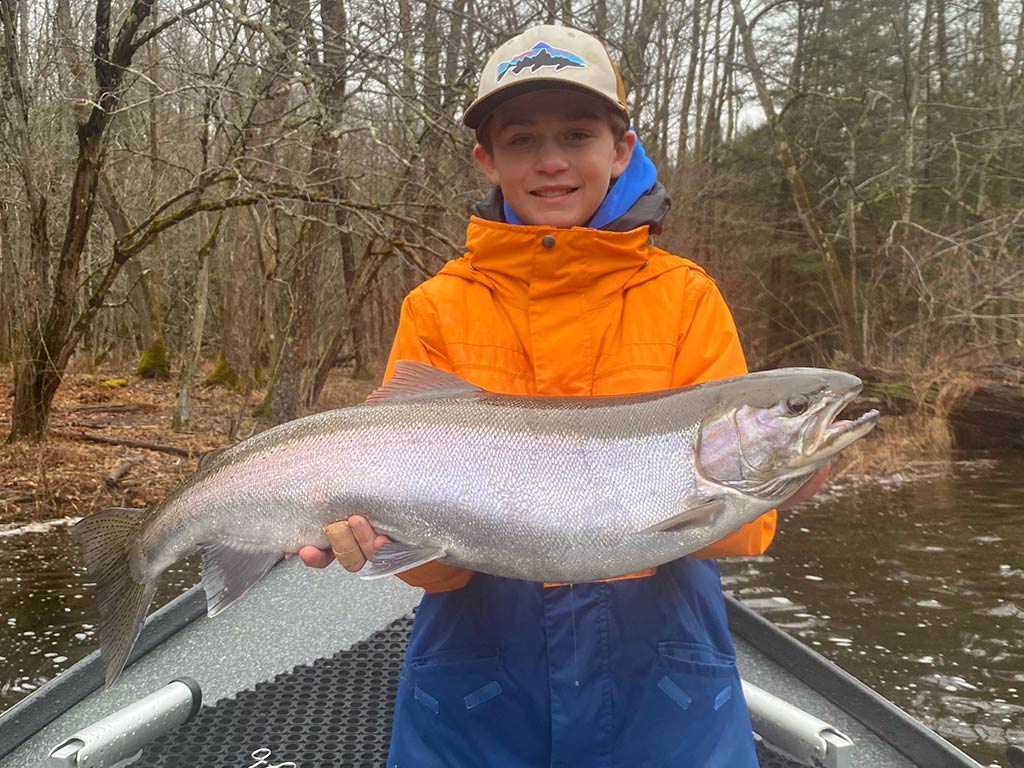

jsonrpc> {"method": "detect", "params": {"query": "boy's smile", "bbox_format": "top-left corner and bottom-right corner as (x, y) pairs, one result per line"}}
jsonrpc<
(473, 90), (636, 229)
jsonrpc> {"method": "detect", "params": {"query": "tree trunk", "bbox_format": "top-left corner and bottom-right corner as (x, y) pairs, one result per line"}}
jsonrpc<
(7, 0), (157, 442)
(95, 174), (162, 353)
(268, 0), (347, 420)
(676, 0), (702, 167)
(730, 0), (861, 360)
(221, 206), (264, 384)
(219, 0), (292, 390)
(2, 0), (50, 374)
(173, 212), (219, 430)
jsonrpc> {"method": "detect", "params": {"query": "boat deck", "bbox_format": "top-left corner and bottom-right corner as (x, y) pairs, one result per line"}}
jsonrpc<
(0, 560), (982, 768)
(126, 613), (807, 768)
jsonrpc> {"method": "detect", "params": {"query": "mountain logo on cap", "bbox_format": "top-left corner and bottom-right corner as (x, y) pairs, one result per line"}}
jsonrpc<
(496, 42), (586, 82)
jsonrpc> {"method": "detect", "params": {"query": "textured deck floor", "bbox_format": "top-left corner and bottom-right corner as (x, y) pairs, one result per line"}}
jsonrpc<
(132, 613), (802, 768)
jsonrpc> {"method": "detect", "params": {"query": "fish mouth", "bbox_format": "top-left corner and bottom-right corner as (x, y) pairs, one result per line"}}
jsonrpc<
(802, 383), (879, 465)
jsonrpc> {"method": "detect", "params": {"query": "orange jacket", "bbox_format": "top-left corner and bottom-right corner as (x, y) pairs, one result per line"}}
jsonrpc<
(383, 216), (776, 592)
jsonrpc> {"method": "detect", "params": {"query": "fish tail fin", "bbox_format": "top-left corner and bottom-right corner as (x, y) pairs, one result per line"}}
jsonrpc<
(71, 507), (155, 688)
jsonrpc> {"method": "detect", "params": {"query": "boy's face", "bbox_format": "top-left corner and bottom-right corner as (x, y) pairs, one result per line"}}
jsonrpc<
(473, 90), (636, 229)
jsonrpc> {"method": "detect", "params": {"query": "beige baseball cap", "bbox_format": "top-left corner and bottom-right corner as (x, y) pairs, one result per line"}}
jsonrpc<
(464, 25), (629, 129)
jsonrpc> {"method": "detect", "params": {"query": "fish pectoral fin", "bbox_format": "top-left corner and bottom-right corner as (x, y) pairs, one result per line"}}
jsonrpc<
(359, 541), (446, 580)
(363, 361), (484, 404)
(201, 543), (283, 617)
(641, 497), (726, 534)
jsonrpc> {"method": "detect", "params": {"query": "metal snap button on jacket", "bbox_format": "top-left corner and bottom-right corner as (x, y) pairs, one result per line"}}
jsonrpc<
(541, 235), (556, 249)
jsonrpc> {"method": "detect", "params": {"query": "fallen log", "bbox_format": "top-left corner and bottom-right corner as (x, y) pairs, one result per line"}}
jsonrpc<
(847, 365), (1024, 450)
(947, 383), (1024, 450)
(52, 430), (195, 458)
(104, 457), (143, 489)
(66, 403), (160, 414)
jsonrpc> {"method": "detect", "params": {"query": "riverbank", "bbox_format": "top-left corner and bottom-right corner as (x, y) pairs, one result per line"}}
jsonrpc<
(0, 364), (377, 527)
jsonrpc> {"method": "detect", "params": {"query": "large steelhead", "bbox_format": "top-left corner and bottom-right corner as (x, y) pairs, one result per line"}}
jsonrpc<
(73, 361), (878, 686)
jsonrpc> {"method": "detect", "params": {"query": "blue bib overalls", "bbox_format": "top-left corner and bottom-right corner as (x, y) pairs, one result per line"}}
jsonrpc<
(386, 557), (758, 767)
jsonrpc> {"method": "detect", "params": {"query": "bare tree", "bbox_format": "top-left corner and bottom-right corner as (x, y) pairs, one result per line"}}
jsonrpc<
(6, 0), (216, 441)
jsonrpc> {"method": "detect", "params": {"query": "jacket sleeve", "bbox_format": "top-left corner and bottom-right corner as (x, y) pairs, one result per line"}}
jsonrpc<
(380, 291), (475, 593)
(671, 273), (777, 559)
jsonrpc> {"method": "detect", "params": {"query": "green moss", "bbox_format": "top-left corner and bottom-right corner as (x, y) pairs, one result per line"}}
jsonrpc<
(252, 391), (272, 419)
(136, 338), (171, 380)
(203, 352), (244, 389)
(99, 377), (129, 388)
(866, 381), (938, 404)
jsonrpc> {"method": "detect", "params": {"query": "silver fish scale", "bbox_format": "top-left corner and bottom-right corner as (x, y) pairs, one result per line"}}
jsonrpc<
(136, 394), (754, 584)
(332, 399), (714, 582)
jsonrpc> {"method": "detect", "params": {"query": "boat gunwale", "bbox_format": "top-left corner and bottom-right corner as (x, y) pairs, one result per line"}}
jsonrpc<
(725, 595), (983, 768)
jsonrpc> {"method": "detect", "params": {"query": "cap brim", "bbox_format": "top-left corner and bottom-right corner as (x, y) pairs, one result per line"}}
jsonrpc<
(463, 79), (629, 129)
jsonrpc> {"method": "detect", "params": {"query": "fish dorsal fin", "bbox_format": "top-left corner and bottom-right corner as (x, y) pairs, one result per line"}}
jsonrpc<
(364, 361), (484, 404)
(196, 445), (231, 472)
(640, 497), (726, 534)
(201, 542), (282, 617)
(359, 541), (446, 579)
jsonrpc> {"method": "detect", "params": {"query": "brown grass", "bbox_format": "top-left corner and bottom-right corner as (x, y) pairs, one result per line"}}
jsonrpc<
(836, 371), (974, 477)
(0, 363), (378, 526)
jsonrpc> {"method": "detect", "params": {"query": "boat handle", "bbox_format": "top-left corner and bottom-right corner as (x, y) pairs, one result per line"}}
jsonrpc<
(742, 679), (853, 768)
(47, 678), (202, 768)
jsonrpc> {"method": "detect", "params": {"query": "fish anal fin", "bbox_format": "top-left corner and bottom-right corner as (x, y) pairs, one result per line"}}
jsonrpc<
(201, 542), (283, 618)
(359, 541), (445, 580)
(364, 361), (484, 404)
(641, 498), (726, 534)
(70, 507), (155, 688)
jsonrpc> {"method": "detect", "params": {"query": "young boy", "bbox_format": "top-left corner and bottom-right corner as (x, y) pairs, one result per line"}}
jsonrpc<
(303, 24), (817, 767)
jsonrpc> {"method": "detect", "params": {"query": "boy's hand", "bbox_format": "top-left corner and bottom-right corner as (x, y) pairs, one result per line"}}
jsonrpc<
(298, 516), (391, 572)
(778, 465), (830, 511)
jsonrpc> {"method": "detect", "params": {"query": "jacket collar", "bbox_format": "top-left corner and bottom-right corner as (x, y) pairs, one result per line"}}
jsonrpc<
(470, 181), (671, 234)
(439, 216), (676, 308)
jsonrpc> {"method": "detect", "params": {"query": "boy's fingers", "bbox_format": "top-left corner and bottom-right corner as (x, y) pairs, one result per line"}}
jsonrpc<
(298, 545), (335, 569)
(324, 520), (366, 572)
(347, 516), (380, 562)
(779, 464), (831, 511)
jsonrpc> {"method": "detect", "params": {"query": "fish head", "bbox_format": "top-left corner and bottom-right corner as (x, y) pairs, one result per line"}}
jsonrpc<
(697, 369), (879, 501)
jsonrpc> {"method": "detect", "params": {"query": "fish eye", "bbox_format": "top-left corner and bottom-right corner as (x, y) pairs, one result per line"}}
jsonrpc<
(786, 395), (810, 415)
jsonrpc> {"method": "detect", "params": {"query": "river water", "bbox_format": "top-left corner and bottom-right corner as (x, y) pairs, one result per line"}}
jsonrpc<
(720, 453), (1024, 767)
(1, 452), (1021, 766)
